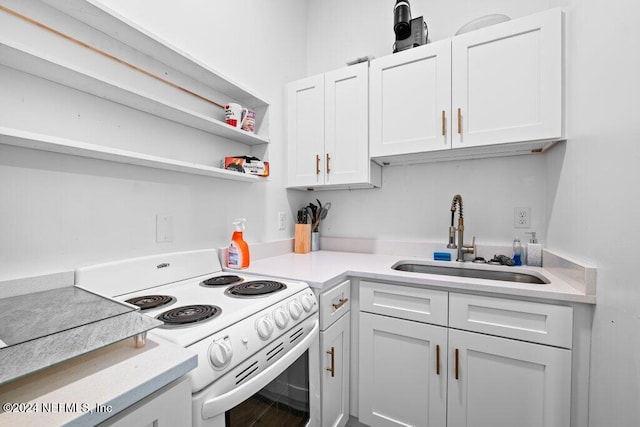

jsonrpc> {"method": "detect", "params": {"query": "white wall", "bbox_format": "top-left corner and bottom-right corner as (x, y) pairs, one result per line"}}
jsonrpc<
(306, 0), (640, 425)
(546, 0), (640, 425)
(2, 0), (640, 424)
(316, 156), (548, 246)
(0, 0), (309, 280)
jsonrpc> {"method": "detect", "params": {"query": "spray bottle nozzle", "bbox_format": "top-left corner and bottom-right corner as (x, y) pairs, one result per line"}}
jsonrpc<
(232, 218), (246, 231)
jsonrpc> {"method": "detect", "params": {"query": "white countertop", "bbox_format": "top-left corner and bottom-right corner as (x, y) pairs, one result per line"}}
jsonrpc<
(240, 250), (595, 304)
(0, 336), (196, 426)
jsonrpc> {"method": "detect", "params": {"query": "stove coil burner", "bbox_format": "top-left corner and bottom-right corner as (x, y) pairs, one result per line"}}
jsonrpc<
(201, 275), (243, 287)
(157, 305), (221, 326)
(125, 295), (175, 311)
(227, 280), (287, 297)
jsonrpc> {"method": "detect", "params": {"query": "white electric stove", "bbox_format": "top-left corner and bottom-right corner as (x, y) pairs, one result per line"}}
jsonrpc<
(75, 249), (320, 427)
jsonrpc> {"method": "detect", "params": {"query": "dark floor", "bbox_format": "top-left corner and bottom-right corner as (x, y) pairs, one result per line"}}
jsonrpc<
(345, 416), (369, 427)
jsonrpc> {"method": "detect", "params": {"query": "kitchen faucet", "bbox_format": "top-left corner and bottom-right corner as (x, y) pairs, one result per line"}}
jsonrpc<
(447, 194), (476, 262)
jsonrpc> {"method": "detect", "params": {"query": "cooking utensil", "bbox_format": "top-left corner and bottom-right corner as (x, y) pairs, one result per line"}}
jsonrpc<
(297, 209), (308, 224)
(319, 202), (331, 220)
(306, 205), (316, 224)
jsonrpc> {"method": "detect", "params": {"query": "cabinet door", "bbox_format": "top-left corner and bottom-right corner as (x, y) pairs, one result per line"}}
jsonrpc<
(451, 9), (562, 149)
(287, 74), (325, 187)
(320, 312), (350, 427)
(359, 312), (447, 427)
(324, 62), (369, 186)
(447, 329), (571, 427)
(369, 40), (451, 158)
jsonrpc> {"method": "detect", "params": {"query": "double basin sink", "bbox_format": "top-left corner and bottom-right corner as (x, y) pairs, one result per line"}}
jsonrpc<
(392, 261), (549, 284)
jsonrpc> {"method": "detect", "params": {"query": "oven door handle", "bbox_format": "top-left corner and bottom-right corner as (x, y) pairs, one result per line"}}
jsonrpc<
(201, 318), (320, 419)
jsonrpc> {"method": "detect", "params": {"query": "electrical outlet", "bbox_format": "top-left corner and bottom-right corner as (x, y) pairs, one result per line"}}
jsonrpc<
(514, 207), (531, 229)
(278, 212), (286, 231)
(156, 214), (174, 242)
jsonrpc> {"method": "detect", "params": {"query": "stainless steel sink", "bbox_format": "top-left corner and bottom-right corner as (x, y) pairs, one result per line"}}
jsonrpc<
(392, 261), (550, 284)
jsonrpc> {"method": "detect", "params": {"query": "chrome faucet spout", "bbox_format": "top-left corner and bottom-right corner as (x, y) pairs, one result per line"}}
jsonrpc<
(447, 194), (475, 261)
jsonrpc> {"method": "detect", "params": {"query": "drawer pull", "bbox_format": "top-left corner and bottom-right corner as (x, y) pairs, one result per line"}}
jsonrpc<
(326, 347), (335, 377)
(332, 298), (349, 310)
(457, 108), (462, 134)
(441, 110), (446, 136)
(436, 344), (441, 375)
(315, 154), (320, 175)
(455, 348), (460, 380)
(326, 153), (331, 174)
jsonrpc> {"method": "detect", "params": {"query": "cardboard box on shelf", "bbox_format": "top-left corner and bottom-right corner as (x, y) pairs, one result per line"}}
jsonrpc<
(223, 156), (269, 177)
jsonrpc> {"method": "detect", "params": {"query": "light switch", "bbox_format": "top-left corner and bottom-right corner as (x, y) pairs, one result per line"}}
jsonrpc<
(156, 214), (173, 243)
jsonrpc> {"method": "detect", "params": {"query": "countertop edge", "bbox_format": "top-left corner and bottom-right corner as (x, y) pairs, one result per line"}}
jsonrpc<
(67, 349), (197, 426)
(0, 336), (196, 426)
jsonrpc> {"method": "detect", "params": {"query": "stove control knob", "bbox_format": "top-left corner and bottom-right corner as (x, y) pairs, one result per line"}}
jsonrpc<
(209, 338), (233, 370)
(301, 293), (316, 312)
(274, 307), (290, 329)
(288, 300), (303, 320)
(256, 316), (275, 340)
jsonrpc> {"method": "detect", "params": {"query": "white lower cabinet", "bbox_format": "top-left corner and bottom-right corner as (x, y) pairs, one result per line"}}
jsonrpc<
(447, 329), (571, 427)
(321, 312), (351, 427)
(358, 281), (573, 427)
(359, 312), (447, 427)
(317, 280), (351, 427)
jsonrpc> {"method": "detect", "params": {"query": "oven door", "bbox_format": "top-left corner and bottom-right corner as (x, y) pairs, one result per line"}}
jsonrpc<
(193, 316), (320, 427)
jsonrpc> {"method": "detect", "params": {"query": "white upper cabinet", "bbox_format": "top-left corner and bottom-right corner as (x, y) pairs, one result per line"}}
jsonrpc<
(369, 39), (452, 158)
(287, 62), (381, 190)
(452, 9), (562, 149)
(324, 64), (372, 187)
(369, 8), (564, 165)
(287, 74), (326, 187)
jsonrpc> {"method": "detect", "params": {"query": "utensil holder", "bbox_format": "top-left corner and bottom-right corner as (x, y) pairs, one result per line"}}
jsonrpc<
(294, 224), (311, 254)
(311, 231), (320, 251)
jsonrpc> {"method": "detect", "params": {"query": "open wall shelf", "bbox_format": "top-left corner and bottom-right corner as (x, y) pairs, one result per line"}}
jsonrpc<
(0, 0), (272, 179)
(0, 39), (270, 147)
(0, 127), (265, 182)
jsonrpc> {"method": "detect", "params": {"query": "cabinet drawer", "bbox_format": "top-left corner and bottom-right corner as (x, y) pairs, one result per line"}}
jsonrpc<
(318, 279), (351, 330)
(449, 293), (573, 348)
(360, 281), (448, 326)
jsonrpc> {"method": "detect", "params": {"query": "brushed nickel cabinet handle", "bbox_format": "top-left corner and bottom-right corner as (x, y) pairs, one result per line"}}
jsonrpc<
(442, 111), (446, 136)
(455, 348), (460, 380)
(326, 347), (335, 377)
(457, 108), (462, 135)
(332, 298), (349, 310)
(326, 153), (331, 174)
(315, 154), (320, 175)
(436, 344), (441, 375)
